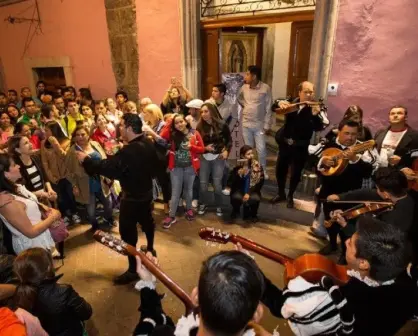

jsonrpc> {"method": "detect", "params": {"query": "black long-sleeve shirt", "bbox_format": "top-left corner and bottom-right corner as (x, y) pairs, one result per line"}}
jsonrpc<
(82, 135), (159, 201)
(338, 188), (415, 234)
(277, 102), (325, 146)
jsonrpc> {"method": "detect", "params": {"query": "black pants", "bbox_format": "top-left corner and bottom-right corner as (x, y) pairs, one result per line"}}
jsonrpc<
(409, 190), (418, 262)
(156, 169), (171, 204)
(276, 144), (308, 197)
(119, 198), (155, 272)
(231, 191), (261, 218)
(51, 178), (77, 217)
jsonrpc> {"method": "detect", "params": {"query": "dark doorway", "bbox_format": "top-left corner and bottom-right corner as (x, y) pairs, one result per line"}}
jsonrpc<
(34, 67), (66, 92)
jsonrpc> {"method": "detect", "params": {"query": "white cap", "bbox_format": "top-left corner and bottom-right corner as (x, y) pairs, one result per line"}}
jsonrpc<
(186, 99), (204, 109)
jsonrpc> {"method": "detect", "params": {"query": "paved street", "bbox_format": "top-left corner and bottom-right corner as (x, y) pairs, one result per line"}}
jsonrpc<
(58, 203), (417, 336)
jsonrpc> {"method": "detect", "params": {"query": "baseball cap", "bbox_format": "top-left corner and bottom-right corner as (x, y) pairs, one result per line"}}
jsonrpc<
(186, 99), (204, 109)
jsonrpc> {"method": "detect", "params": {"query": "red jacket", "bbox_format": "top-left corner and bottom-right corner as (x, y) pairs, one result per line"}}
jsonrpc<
(91, 127), (116, 148)
(160, 122), (204, 173)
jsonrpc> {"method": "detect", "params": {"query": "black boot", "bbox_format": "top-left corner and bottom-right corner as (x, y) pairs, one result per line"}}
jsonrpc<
(113, 270), (139, 285)
(140, 245), (157, 257)
(270, 193), (286, 204)
(287, 197), (295, 208)
(229, 210), (238, 223)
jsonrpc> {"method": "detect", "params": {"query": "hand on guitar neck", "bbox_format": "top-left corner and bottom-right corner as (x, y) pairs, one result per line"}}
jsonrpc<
(135, 254), (159, 282)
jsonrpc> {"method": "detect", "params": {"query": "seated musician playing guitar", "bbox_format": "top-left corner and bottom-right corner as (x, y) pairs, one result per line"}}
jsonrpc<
(261, 216), (418, 336)
(132, 250), (269, 336)
(132, 217), (418, 336)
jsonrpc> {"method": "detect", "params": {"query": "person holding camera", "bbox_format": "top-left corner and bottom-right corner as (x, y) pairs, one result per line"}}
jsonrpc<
(226, 145), (264, 223)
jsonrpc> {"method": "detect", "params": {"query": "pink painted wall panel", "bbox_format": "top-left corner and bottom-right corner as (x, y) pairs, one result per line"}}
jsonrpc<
(328, 0), (418, 131)
(0, 0), (116, 98)
(136, 0), (183, 103)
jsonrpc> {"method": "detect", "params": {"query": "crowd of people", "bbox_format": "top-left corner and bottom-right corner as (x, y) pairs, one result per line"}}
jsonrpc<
(0, 64), (417, 336)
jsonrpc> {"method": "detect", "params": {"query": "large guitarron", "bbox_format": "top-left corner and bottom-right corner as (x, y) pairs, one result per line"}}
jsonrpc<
(320, 139), (375, 176)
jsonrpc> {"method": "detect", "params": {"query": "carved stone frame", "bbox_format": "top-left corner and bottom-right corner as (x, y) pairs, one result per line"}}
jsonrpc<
(23, 56), (74, 94)
(180, 0), (340, 100)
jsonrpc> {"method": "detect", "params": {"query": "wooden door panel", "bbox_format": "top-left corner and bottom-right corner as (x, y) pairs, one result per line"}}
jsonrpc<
(287, 21), (313, 98)
(201, 28), (220, 100)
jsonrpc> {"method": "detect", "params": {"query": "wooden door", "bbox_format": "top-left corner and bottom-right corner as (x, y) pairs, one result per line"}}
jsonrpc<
(201, 28), (220, 100)
(286, 21), (313, 98)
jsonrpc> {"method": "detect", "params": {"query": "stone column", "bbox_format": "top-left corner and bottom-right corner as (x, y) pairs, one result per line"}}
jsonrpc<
(308, 0), (340, 99)
(180, 0), (201, 98)
(104, 0), (139, 102)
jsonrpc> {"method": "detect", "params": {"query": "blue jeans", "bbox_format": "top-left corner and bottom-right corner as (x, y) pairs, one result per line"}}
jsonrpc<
(200, 157), (225, 208)
(242, 126), (267, 170)
(170, 166), (196, 217)
(86, 189), (112, 229)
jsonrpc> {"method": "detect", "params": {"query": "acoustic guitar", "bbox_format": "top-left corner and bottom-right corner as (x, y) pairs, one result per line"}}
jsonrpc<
(320, 140), (375, 176)
(199, 227), (349, 285)
(93, 230), (196, 314)
(94, 231), (268, 336)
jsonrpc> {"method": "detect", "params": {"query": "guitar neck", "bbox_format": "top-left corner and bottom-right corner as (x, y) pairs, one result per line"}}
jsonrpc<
(124, 245), (196, 314)
(352, 140), (374, 154)
(231, 235), (293, 265)
(335, 140), (374, 160)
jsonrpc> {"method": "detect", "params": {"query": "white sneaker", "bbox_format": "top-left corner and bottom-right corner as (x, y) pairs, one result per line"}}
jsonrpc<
(192, 199), (198, 208)
(264, 173), (269, 180)
(216, 208), (223, 217)
(222, 188), (230, 196)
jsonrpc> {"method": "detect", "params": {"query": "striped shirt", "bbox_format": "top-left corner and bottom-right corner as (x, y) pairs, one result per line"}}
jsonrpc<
(23, 161), (43, 192)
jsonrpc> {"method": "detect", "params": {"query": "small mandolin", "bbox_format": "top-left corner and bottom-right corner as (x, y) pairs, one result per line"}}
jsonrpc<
(93, 230), (196, 314)
(320, 140), (375, 176)
(199, 227), (349, 285)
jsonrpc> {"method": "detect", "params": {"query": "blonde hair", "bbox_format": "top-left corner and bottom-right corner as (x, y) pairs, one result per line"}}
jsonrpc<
(163, 113), (174, 122)
(126, 101), (137, 113)
(144, 104), (163, 125)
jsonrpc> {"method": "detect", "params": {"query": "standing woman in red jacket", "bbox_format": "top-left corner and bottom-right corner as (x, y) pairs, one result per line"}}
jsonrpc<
(91, 113), (119, 156)
(158, 114), (204, 228)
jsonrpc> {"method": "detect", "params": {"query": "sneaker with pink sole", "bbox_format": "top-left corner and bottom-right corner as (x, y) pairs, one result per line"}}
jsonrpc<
(185, 209), (195, 221)
(162, 216), (177, 229)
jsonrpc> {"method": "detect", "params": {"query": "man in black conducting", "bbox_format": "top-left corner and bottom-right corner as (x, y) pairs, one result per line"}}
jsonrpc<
(76, 113), (159, 285)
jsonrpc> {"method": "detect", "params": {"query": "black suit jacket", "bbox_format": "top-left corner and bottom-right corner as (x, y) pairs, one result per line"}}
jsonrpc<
(374, 126), (418, 158)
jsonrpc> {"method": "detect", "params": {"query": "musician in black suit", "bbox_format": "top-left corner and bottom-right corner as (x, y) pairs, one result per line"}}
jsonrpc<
(271, 81), (328, 208)
(314, 120), (376, 264)
(374, 105), (418, 168)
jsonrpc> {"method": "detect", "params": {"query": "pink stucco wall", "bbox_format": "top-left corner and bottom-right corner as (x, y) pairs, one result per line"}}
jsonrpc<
(136, 0), (183, 103)
(328, 0), (418, 131)
(0, 0), (116, 98)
